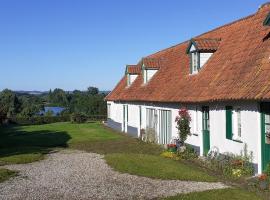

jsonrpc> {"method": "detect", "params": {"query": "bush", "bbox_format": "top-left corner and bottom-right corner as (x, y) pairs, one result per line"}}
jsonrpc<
(70, 113), (87, 123)
(10, 116), (70, 125)
(175, 108), (191, 145)
(264, 163), (270, 176)
(203, 144), (254, 179)
(177, 145), (198, 160)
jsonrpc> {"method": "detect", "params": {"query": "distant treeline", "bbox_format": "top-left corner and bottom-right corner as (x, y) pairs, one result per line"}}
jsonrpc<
(0, 87), (108, 123)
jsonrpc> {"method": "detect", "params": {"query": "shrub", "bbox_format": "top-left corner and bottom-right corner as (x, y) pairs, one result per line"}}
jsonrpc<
(205, 144), (254, 178)
(70, 113), (87, 123)
(177, 145), (198, 160)
(10, 116), (70, 125)
(264, 163), (270, 176)
(175, 108), (191, 145)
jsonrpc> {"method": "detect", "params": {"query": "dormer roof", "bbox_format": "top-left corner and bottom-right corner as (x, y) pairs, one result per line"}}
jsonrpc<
(126, 65), (141, 74)
(141, 57), (164, 69)
(186, 38), (221, 53)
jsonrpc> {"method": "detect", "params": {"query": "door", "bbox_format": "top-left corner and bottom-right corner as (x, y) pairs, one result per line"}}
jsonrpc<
(159, 110), (172, 144)
(202, 106), (210, 156)
(261, 103), (270, 171)
(146, 108), (157, 140)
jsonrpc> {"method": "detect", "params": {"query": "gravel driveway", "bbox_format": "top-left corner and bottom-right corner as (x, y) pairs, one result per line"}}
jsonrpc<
(0, 150), (227, 200)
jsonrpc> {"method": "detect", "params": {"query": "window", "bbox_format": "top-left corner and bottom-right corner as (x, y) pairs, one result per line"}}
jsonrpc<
(191, 52), (198, 73)
(127, 74), (131, 86)
(192, 107), (199, 136)
(107, 104), (111, 119)
(146, 108), (156, 129)
(159, 110), (172, 144)
(235, 108), (242, 139)
(226, 106), (242, 142)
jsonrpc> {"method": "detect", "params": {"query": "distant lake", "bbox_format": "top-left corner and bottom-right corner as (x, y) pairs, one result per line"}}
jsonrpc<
(40, 107), (65, 116)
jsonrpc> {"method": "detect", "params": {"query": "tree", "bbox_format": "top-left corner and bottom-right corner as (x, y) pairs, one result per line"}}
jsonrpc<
(0, 89), (21, 118)
(87, 87), (99, 96)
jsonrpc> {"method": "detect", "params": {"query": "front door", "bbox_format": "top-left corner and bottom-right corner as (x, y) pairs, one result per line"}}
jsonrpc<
(261, 102), (270, 171)
(202, 106), (210, 156)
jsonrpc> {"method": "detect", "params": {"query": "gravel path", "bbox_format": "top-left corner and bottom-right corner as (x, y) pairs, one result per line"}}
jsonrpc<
(0, 150), (228, 200)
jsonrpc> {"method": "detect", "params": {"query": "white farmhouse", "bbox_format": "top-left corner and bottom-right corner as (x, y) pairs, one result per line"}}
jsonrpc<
(105, 3), (270, 174)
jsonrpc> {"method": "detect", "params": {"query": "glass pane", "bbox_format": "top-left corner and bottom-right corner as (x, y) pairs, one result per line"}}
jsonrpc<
(266, 124), (270, 133)
(237, 109), (241, 138)
(265, 114), (270, 124)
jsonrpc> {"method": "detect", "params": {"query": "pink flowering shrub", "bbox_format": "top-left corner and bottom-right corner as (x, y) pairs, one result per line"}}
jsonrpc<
(175, 107), (191, 145)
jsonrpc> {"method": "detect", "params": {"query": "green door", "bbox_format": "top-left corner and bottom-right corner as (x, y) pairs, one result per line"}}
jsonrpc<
(261, 103), (270, 171)
(202, 106), (210, 156)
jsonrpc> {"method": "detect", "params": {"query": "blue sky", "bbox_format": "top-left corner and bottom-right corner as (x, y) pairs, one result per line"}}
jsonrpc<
(0, 0), (267, 91)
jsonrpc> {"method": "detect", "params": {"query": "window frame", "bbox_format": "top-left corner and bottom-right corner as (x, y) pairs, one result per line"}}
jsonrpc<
(189, 51), (200, 74)
(107, 103), (111, 119)
(226, 106), (243, 143)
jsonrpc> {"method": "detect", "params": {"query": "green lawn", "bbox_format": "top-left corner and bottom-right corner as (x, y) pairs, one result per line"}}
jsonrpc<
(0, 168), (17, 183)
(164, 188), (262, 200)
(0, 122), (263, 199)
(105, 153), (217, 182)
(0, 122), (161, 165)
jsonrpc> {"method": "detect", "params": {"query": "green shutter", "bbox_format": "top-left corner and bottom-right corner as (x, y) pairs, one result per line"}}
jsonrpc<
(226, 106), (233, 140)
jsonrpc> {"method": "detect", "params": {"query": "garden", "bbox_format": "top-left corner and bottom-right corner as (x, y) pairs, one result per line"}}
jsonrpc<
(0, 108), (267, 199)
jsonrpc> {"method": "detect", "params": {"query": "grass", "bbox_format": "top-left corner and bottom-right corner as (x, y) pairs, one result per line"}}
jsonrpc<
(0, 122), (162, 165)
(0, 122), (263, 199)
(0, 122), (123, 165)
(0, 168), (17, 183)
(164, 188), (263, 200)
(105, 153), (217, 182)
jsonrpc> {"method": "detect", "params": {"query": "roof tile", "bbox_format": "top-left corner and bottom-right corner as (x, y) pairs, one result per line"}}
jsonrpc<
(106, 7), (270, 103)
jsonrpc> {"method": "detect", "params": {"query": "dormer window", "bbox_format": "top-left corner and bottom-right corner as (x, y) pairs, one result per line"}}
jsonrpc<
(126, 65), (140, 87)
(141, 57), (162, 84)
(186, 38), (220, 75)
(191, 51), (199, 74)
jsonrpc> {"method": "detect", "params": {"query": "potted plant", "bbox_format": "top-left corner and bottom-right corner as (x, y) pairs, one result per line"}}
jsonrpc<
(167, 144), (177, 153)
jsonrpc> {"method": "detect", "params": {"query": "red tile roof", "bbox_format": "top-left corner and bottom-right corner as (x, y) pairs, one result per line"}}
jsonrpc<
(106, 6), (270, 103)
(126, 65), (141, 74)
(191, 38), (221, 52)
(141, 57), (164, 69)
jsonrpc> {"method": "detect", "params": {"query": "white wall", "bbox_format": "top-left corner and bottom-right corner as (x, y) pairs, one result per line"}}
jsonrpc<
(128, 74), (138, 86)
(200, 53), (213, 68)
(144, 69), (158, 83)
(107, 100), (261, 173)
(208, 102), (260, 172)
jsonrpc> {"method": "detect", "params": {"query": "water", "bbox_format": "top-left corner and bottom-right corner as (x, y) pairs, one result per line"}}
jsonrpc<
(40, 107), (65, 116)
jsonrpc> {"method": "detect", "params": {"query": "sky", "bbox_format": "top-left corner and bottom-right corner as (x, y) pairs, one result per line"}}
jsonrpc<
(0, 0), (267, 91)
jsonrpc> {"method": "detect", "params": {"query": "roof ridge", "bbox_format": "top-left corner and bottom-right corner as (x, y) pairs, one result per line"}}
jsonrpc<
(146, 13), (255, 58)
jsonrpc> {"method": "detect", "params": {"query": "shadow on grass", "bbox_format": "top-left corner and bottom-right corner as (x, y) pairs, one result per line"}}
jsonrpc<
(0, 125), (71, 164)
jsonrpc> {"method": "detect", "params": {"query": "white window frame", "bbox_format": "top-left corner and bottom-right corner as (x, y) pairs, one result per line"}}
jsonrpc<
(127, 74), (131, 86)
(191, 52), (198, 74)
(192, 107), (199, 136)
(107, 104), (111, 119)
(232, 107), (242, 141)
